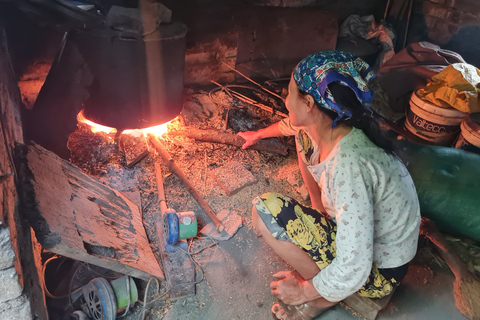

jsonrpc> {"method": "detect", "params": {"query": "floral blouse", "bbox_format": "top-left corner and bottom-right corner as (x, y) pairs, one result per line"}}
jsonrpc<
(278, 119), (421, 301)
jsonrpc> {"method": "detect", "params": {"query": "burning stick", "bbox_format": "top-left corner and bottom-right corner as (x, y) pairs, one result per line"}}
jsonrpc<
(126, 150), (150, 168)
(167, 127), (288, 156)
(148, 134), (225, 232)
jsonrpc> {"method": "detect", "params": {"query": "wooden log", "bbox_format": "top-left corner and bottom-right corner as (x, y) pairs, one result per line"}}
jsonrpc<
(149, 134), (225, 232)
(14, 142), (164, 281)
(155, 162), (168, 214)
(167, 127), (288, 156)
(153, 162), (195, 298)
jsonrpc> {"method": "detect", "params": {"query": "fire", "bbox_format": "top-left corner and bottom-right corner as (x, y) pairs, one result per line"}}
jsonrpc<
(77, 110), (172, 137)
(77, 110), (117, 134)
(123, 122), (170, 137)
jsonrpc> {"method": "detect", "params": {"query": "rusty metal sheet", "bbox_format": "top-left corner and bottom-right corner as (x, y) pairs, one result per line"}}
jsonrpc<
(235, 7), (338, 81)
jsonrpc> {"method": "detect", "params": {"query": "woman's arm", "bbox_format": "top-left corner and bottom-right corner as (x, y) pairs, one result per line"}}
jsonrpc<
(298, 151), (325, 212)
(237, 122), (284, 149)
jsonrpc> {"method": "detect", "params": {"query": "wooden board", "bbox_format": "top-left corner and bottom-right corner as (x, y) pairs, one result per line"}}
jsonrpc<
(15, 142), (164, 280)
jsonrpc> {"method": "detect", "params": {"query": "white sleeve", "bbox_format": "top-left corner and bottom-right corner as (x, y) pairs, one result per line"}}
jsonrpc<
(312, 159), (375, 302)
(277, 117), (301, 136)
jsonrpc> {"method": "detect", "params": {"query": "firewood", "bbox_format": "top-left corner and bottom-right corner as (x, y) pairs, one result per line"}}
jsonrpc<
(167, 127), (288, 156)
(153, 162), (195, 298)
(149, 134), (225, 232)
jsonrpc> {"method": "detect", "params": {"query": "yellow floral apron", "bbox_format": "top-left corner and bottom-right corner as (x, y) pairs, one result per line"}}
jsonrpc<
(254, 192), (400, 299)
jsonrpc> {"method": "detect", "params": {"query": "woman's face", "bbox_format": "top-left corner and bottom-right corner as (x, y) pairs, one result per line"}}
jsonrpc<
(285, 75), (310, 127)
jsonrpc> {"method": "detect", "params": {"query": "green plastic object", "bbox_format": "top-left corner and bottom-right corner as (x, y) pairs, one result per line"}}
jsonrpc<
(395, 140), (480, 241)
(177, 211), (198, 240)
(110, 276), (138, 314)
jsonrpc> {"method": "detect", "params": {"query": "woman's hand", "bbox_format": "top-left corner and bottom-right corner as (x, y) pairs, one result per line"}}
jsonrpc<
(270, 271), (312, 305)
(237, 130), (261, 149)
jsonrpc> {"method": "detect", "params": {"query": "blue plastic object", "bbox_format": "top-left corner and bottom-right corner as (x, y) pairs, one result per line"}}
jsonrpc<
(164, 210), (189, 252)
(165, 210), (179, 245)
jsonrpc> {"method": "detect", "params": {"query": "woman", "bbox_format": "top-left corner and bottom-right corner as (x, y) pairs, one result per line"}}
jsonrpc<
(238, 51), (421, 320)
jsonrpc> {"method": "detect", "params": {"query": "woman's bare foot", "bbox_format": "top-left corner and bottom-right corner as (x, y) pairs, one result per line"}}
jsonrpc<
(271, 299), (336, 320)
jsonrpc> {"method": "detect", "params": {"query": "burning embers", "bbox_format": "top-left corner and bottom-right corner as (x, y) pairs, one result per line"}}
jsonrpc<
(68, 110), (179, 174)
(76, 110), (172, 137)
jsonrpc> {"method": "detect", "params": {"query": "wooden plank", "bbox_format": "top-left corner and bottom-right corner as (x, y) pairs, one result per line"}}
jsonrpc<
(343, 291), (394, 320)
(15, 142), (164, 281)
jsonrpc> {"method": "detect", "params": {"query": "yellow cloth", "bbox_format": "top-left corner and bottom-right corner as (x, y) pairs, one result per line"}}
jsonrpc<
(417, 63), (480, 113)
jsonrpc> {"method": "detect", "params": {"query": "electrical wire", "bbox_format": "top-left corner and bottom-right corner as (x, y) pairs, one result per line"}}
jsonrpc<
(41, 238), (219, 319)
(138, 236), (219, 320)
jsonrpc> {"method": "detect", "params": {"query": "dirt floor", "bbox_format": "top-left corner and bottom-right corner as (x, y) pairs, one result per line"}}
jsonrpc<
(63, 85), (480, 320)
(64, 84), (303, 319)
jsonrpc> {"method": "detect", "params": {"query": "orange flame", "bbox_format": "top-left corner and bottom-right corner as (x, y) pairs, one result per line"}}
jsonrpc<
(123, 122), (170, 137)
(77, 110), (117, 134)
(77, 110), (172, 137)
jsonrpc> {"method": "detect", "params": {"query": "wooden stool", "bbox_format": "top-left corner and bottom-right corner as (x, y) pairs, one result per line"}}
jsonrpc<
(342, 290), (395, 320)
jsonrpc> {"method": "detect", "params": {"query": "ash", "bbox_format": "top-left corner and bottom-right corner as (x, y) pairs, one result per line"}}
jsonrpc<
(66, 86), (314, 319)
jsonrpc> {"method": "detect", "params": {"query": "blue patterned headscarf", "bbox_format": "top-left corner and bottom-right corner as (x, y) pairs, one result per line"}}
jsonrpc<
(292, 51), (376, 128)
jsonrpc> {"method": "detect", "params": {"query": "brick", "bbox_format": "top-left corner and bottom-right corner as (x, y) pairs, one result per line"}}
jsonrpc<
(0, 294), (32, 320)
(210, 161), (258, 196)
(424, 16), (438, 29)
(450, 10), (462, 24)
(0, 227), (15, 270)
(252, 0), (315, 6)
(428, 29), (452, 44)
(448, 24), (460, 34)
(425, 6), (452, 19)
(281, 0), (316, 6)
(445, 0), (456, 7)
(454, 0), (480, 13)
(460, 12), (479, 24)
